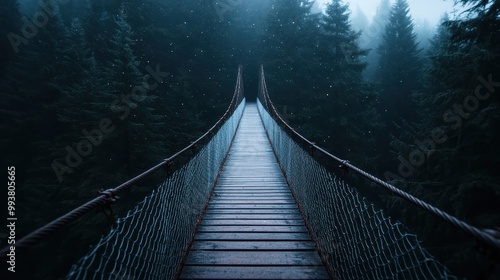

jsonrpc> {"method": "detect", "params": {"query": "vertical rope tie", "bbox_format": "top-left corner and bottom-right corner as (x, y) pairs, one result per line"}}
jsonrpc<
(338, 160), (349, 180)
(97, 189), (119, 228)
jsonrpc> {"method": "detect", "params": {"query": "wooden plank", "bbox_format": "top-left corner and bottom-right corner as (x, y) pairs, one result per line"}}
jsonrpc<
(213, 192), (291, 196)
(184, 251), (324, 266)
(201, 219), (304, 226)
(214, 191), (290, 194)
(214, 187), (288, 190)
(220, 169), (282, 173)
(214, 189), (291, 196)
(202, 214), (302, 220)
(209, 199), (295, 204)
(205, 209), (300, 214)
(180, 266), (329, 279)
(195, 232), (312, 241)
(215, 186), (289, 189)
(207, 204), (298, 209)
(197, 225), (308, 233)
(217, 175), (285, 178)
(190, 241), (315, 251)
(211, 197), (293, 201)
(213, 196), (293, 200)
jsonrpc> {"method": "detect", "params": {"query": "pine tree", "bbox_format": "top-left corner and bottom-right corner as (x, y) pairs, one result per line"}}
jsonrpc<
(84, 0), (117, 61)
(311, 0), (380, 169)
(13, 15), (121, 272)
(450, 0), (500, 47)
(263, 0), (319, 103)
(351, 6), (369, 33)
(319, 0), (367, 86)
(376, 0), (422, 122)
(410, 13), (500, 225)
(100, 8), (166, 179)
(363, 0), (391, 81)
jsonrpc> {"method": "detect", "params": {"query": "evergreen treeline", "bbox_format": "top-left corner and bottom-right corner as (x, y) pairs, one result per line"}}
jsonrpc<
(258, 0), (499, 278)
(385, 0), (500, 277)
(263, 0), (380, 169)
(0, 0), (498, 278)
(0, 0), (242, 278)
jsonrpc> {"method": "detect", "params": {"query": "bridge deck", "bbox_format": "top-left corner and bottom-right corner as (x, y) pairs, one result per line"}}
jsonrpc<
(180, 103), (329, 279)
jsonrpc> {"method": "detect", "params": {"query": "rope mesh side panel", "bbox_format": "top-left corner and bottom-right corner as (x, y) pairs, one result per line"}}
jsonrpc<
(257, 100), (455, 280)
(67, 100), (246, 280)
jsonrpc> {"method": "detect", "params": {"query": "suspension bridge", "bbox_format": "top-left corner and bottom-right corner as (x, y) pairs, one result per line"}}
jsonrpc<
(2, 66), (499, 279)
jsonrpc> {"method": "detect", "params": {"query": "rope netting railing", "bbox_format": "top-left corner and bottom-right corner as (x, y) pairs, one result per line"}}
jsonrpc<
(65, 73), (245, 279)
(0, 66), (245, 279)
(67, 99), (245, 279)
(257, 65), (500, 279)
(257, 101), (452, 279)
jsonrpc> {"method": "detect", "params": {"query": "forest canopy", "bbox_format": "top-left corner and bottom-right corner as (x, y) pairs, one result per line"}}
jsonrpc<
(0, 0), (498, 279)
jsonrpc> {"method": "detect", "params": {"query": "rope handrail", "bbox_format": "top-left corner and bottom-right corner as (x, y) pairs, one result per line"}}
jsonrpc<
(0, 65), (245, 257)
(257, 64), (500, 253)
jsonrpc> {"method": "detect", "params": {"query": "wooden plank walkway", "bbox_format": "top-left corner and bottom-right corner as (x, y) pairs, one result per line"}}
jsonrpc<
(179, 103), (329, 279)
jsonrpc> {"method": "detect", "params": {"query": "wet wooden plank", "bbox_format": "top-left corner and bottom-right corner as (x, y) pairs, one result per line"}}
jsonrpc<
(197, 225), (308, 233)
(211, 196), (293, 200)
(215, 186), (289, 189)
(185, 251), (324, 266)
(213, 192), (292, 196)
(214, 191), (291, 194)
(195, 232), (312, 241)
(207, 204), (298, 209)
(209, 199), (295, 204)
(180, 266), (329, 279)
(202, 214), (302, 220)
(190, 241), (316, 251)
(201, 219), (304, 226)
(205, 209), (300, 214)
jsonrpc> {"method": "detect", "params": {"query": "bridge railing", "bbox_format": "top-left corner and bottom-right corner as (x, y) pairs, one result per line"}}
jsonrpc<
(0, 66), (246, 279)
(257, 65), (500, 279)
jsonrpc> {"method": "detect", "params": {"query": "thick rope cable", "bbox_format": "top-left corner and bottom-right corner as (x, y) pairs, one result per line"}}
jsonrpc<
(257, 64), (500, 253)
(0, 65), (245, 258)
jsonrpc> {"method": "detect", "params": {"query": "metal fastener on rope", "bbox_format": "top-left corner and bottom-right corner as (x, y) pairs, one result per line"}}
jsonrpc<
(164, 160), (173, 174)
(339, 160), (350, 180)
(309, 143), (316, 156)
(97, 189), (119, 228)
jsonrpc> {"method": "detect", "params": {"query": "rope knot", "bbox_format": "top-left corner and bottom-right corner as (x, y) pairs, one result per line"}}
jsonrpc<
(99, 189), (119, 203)
(309, 143), (316, 155)
(339, 160), (350, 180)
(98, 189), (119, 227)
(164, 160), (173, 174)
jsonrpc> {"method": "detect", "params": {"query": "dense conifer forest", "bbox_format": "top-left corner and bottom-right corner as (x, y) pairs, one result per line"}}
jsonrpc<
(0, 0), (499, 278)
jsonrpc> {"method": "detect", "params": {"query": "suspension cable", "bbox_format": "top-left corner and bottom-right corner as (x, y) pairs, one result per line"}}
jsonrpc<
(257, 64), (500, 252)
(0, 65), (245, 257)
